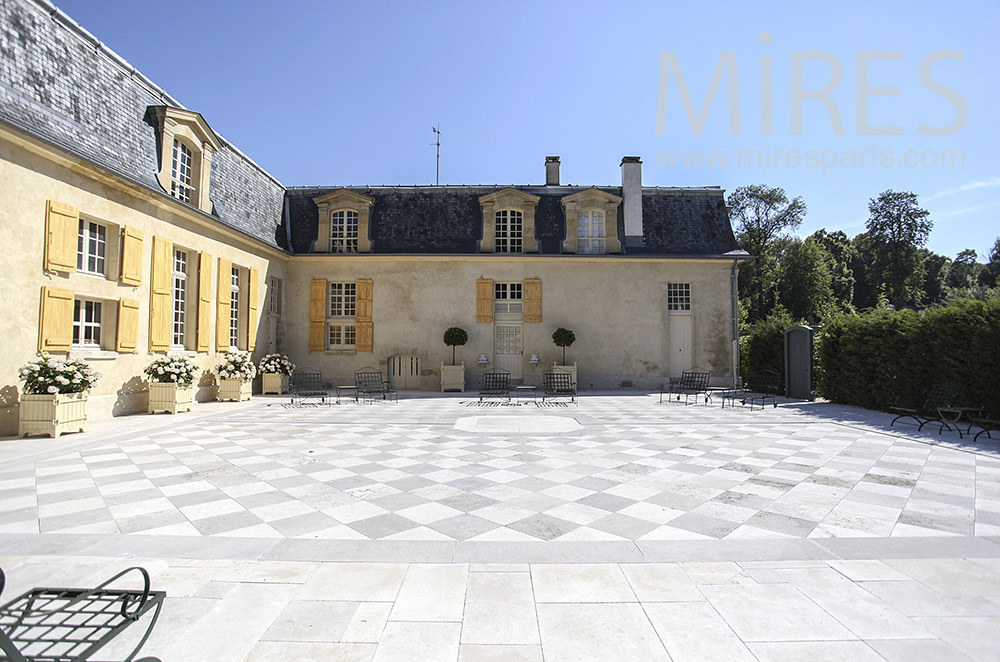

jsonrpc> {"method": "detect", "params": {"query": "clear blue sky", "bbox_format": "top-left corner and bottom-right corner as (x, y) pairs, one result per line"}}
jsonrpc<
(56, 0), (998, 260)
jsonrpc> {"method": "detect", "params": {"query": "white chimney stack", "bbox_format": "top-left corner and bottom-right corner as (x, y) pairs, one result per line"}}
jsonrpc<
(545, 156), (560, 186)
(621, 156), (643, 247)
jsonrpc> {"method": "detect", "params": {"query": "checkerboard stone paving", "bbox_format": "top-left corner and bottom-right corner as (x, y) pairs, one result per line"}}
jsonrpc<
(3, 395), (999, 542)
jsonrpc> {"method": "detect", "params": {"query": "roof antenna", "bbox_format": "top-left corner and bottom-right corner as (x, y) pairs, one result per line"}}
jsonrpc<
(431, 124), (441, 185)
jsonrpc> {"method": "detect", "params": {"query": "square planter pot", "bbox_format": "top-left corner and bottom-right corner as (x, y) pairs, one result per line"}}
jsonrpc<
(553, 362), (577, 390)
(148, 381), (194, 414)
(261, 373), (290, 395)
(218, 378), (252, 402)
(440, 362), (465, 392)
(19, 392), (88, 438)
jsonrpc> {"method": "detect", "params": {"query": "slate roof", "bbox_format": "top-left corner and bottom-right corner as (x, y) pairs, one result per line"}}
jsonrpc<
(0, 0), (285, 249)
(285, 186), (740, 256)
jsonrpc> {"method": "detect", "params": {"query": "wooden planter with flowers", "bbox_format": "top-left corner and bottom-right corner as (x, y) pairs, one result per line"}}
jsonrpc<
(261, 373), (289, 395)
(216, 352), (256, 402)
(259, 354), (294, 395)
(17, 355), (99, 438)
(145, 356), (199, 414)
(219, 379), (253, 402)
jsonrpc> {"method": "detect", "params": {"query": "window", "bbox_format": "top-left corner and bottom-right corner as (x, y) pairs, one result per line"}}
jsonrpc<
(667, 282), (691, 311)
(329, 282), (356, 317)
(170, 139), (194, 203)
(577, 210), (606, 254)
(495, 210), (523, 253)
(76, 219), (107, 275)
(73, 299), (102, 347)
(328, 323), (357, 348)
(327, 282), (357, 349)
(269, 276), (282, 315)
(331, 210), (359, 253)
(171, 249), (188, 347)
(494, 282), (523, 314)
(230, 267), (240, 348)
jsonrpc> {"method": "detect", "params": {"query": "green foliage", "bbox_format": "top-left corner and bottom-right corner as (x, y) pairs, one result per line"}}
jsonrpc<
(946, 249), (982, 289)
(920, 248), (950, 306)
(777, 238), (834, 323)
(552, 327), (576, 364)
(982, 237), (1000, 288)
(443, 326), (468, 365)
(865, 190), (933, 307)
(816, 297), (1000, 415)
(742, 307), (798, 391)
(809, 229), (855, 311)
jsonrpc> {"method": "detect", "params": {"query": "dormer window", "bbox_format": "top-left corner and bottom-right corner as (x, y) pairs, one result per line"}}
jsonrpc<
(560, 188), (623, 254)
(331, 210), (360, 253)
(577, 210), (606, 254)
(495, 210), (523, 253)
(478, 188), (540, 253)
(171, 139), (194, 203)
(313, 189), (374, 253)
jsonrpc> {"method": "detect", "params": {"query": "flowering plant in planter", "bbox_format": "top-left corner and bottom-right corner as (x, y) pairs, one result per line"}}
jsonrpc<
(258, 353), (295, 375)
(216, 352), (256, 382)
(144, 356), (199, 385)
(18, 355), (100, 394)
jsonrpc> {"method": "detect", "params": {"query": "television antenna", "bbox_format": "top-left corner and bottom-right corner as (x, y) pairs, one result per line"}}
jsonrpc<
(431, 124), (441, 185)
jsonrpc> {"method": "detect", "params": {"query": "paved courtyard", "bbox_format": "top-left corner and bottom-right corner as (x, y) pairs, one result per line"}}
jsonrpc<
(2, 392), (1000, 661)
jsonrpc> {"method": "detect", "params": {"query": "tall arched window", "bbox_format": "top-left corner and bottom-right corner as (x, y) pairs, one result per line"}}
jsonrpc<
(577, 210), (606, 254)
(331, 210), (359, 253)
(495, 209), (523, 253)
(170, 139), (194, 203)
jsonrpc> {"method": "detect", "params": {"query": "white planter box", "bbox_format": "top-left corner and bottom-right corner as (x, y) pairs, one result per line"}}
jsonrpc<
(441, 362), (465, 392)
(148, 381), (194, 414)
(19, 392), (88, 438)
(261, 373), (289, 395)
(218, 378), (252, 402)
(553, 362), (577, 390)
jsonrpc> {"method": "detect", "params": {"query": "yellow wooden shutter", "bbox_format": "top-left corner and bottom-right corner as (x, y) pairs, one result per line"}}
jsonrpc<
(355, 278), (373, 352)
(116, 298), (139, 353)
(309, 278), (327, 351)
(524, 278), (542, 323)
(38, 286), (74, 352)
(476, 278), (493, 323)
(149, 236), (172, 352)
(120, 226), (143, 285)
(197, 252), (212, 351)
(247, 267), (259, 351)
(44, 201), (78, 273)
(217, 258), (232, 352)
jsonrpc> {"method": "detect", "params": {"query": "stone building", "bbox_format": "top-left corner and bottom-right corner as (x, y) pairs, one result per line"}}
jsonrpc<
(0, 0), (747, 434)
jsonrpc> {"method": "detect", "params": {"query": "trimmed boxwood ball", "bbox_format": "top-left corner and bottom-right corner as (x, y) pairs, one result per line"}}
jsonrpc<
(552, 327), (576, 364)
(444, 327), (468, 365)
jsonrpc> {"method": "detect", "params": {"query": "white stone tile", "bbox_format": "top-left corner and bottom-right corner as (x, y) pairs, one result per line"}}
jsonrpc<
(458, 644), (542, 662)
(297, 563), (408, 602)
(700, 583), (855, 642)
(620, 563), (704, 602)
(826, 559), (910, 581)
(262, 600), (359, 642)
(536, 603), (669, 661)
(645, 601), (756, 661)
(748, 641), (884, 661)
(371, 621), (461, 662)
(244, 641), (376, 662)
(680, 561), (755, 585)
(462, 572), (538, 645)
(341, 602), (393, 643)
(865, 638), (974, 661)
(911, 615), (1000, 661)
(389, 564), (468, 622)
(531, 564), (636, 602)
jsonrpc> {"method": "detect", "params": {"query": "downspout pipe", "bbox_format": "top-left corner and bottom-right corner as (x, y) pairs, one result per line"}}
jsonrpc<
(730, 259), (740, 388)
(284, 195), (294, 254)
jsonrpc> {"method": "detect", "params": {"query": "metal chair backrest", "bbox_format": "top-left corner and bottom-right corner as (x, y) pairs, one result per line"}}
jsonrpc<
(922, 383), (960, 410)
(481, 369), (511, 392)
(354, 369), (386, 394)
(679, 370), (710, 391)
(543, 370), (574, 394)
(291, 368), (322, 391)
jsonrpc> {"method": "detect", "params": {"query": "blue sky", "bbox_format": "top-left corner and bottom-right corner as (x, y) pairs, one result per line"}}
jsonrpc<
(56, 0), (998, 260)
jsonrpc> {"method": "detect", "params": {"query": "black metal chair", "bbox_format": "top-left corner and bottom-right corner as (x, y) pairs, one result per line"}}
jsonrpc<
(659, 369), (711, 405)
(542, 369), (576, 403)
(721, 373), (780, 410)
(354, 368), (397, 403)
(890, 383), (961, 433)
(478, 368), (511, 403)
(0, 566), (164, 662)
(289, 367), (329, 405)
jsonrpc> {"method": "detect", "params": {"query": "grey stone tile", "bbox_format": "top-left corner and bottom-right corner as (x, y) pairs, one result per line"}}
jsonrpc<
(346, 513), (420, 539)
(507, 514), (578, 541)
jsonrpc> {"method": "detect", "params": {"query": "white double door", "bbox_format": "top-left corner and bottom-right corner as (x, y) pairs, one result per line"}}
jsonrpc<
(494, 323), (523, 379)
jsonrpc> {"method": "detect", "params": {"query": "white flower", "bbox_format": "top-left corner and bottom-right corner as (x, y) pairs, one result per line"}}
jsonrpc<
(47, 385), (58, 393)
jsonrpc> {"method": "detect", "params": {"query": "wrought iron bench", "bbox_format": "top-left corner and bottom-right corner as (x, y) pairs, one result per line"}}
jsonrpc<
(478, 368), (511, 402)
(969, 414), (999, 442)
(890, 383), (961, 433)
(354, 369), (397, 403)
(542, 369), (576, 403)
(659, 369), (712, 405)
(289, 367), (329, 405)
(721, 373), (780, 410)
(0, 566), (164, 662)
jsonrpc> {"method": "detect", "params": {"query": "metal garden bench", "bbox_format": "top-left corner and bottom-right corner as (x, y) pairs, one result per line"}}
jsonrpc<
(354, 369), (397, 403)
(478, 368), (511, 403)
(0, 566), (164, 662)
(890, 383), (961, 433)
(289, 367), (329, 405)
(721, 373), (780, 410)
(659, 369), (712, 405)
(542, 369), (576, 403)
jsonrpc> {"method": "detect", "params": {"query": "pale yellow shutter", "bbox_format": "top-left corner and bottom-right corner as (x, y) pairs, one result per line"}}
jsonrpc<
(217, 258), (232, 352)
(149, 236), (172, 352)
(247, 267), (259, 351)
(44, 201), (78, 273)
(116, 298), (140, 353)
(355, 278), (373, 352)
(476, 278), (493, 323)
(197, 252), (212, 351)
(38, 286), (74, 352)
(524, 278), (542, 323)
(120, 226), (143, 285)
(309, 279), (327, 351)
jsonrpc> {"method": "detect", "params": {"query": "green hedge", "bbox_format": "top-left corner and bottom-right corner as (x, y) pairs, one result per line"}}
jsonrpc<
(741, 308), (798, 391)
(816, 298), (1000, 414)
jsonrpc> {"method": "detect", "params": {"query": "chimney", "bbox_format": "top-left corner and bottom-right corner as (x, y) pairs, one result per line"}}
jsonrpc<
(621, 156), (643, 247)
(545, 156), (560, 186)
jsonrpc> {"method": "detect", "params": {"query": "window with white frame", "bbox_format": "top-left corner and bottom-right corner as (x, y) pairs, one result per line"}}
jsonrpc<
(667, 282), (691, 311)
(330, 210), (359, 253)
(229, 267), (240, 349)
(495, 209), (523, 253)
(170, 138), (194, 203)
(171, 249), (188, 348)
(327, 282), (356, 349)
(269, 276), (282, 315)
(494, 281), (523, 314)
(73, 299), (102, 348)
(77, 218), (107, 275)
(577, 210), (606, 254)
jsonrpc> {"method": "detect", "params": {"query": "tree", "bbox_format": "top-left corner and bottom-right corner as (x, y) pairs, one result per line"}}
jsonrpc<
(552, 328), (576, 364)
(728, 185), (807, 322)
(865, 190), (932, 307)
(919, 249), (950, 306)
(946, 249), (982, 289)
(777, 238), (834, 323)
(443, 327), (468, 365)
(808, 229), (855, 311)
(979, 238), (1000, 288)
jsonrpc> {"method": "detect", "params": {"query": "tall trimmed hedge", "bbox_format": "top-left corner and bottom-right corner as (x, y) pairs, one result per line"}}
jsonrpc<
(741, 308), (798, 391)
(816, 298), (1000, 414)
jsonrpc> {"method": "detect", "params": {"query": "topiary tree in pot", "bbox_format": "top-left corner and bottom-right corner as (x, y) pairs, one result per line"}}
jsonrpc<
(552, 327), (576, 364)
(443, 327), (468, 366)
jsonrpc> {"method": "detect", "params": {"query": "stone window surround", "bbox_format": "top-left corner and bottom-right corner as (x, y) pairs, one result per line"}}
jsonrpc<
(560, 188), (623, 254)
(313, 189), (375, 253)
(150, 106), (222, 214)
(478, 188), (540, 253)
